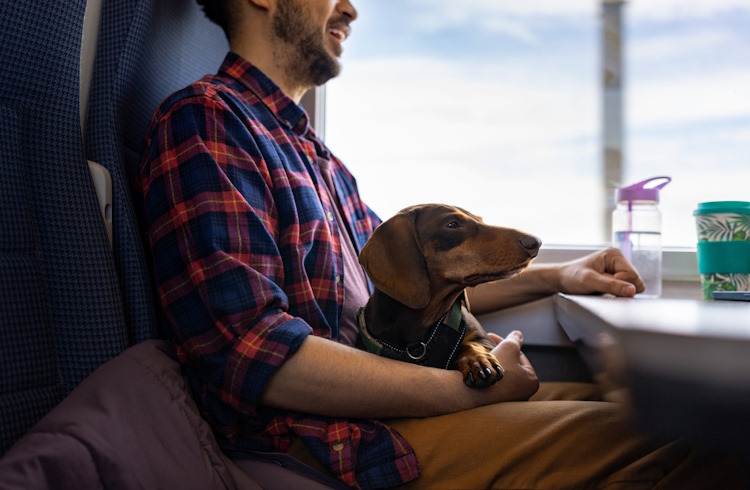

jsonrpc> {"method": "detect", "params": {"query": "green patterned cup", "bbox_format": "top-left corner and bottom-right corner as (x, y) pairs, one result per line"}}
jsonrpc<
(694, 201), (750, 299)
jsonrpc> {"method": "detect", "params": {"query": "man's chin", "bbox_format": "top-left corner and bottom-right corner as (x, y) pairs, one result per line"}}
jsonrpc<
(308, 57), (341, 86)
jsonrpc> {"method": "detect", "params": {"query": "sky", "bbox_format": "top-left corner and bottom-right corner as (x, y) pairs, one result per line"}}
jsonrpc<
(324, 0), (750, 247)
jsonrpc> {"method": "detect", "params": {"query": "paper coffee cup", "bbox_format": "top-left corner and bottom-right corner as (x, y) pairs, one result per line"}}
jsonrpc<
(694, 201), (750, 299)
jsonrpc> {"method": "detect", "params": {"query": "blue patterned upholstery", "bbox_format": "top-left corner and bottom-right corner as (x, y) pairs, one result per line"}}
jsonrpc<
(0, 0), (228, 457)
(0, 1), (128, 454)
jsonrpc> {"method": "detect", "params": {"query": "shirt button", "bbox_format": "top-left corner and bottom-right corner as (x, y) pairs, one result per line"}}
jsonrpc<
(335, 274), (341, 284)
(332, 442), (345, 452)
(326, 211), (334, 222)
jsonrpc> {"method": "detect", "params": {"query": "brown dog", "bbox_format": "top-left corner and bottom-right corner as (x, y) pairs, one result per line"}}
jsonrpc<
(357, 204), (541, 388)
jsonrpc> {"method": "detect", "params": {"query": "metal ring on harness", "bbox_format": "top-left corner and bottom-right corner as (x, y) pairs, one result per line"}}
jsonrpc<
(406, 342), (428, 361)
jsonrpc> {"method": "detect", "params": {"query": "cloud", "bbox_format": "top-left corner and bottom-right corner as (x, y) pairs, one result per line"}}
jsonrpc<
(325, 54), (603, 241)
(327, 55), (597, 163)
(407, 0), (750, 19)
(629, 69), (750, 127)
(402, 0), (750, 40)
(626, 0), (750, 21)
(628, 28), (741, 63)
(407, 0), (596, 21)
(404, 0), (595, 43)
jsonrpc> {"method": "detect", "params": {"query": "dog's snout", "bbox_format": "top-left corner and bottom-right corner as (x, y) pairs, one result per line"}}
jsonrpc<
(518, 234), (542, 258)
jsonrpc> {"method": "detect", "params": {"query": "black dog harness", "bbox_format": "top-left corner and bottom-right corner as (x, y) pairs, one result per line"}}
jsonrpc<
(356, 299), (467, 370)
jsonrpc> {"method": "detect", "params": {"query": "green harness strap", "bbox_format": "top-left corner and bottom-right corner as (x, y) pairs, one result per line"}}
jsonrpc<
(444, 299), (463, 331)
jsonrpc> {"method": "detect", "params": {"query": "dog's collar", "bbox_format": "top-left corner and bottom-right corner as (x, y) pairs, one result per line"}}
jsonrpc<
(356, 299), (467, 370)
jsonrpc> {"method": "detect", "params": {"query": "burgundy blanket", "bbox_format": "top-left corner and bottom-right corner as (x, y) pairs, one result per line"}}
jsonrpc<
(0, 340), (340, 489)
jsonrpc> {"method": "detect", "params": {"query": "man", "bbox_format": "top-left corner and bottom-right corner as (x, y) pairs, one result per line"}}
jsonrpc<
(134, 0), (745, 488)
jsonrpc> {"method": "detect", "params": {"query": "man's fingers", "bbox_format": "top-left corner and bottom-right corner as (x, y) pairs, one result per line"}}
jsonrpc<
(599, 276), (638, 297)
(489, 331), (524, 359)
(488, 330), (523, 345)
(613, 270), (645, 295)
(604, 275), (641, 297)
(508, 330), (523, 344)
(582, 265), (641, 297)
(606, 249), (645, 294)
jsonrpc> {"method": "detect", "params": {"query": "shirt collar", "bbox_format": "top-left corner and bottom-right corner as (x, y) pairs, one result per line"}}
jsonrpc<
(219, 52), (311, 136)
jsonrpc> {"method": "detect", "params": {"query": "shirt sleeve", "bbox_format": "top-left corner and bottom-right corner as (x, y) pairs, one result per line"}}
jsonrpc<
(136, 90), (312, 420)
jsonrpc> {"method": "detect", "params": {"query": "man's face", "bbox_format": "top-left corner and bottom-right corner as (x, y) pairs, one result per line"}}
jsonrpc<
(271, 0), (355, 87)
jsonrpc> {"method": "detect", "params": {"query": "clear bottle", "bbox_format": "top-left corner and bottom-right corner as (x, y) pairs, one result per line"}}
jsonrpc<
(612, 176), (671, 297)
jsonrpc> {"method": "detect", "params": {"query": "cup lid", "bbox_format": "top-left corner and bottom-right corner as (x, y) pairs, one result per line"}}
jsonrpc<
(615, 176), (671, 203)
(693, 201), (750, 216)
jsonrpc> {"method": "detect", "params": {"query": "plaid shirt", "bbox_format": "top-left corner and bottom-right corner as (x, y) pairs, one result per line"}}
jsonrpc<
(134, 53), (419, 489)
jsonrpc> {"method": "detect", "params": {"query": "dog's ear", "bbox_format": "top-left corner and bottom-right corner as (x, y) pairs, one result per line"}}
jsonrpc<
(359, 212), (431, 309)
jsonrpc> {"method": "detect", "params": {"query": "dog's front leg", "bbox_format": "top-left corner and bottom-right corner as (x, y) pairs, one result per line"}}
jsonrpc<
(456, 308), (504, 388)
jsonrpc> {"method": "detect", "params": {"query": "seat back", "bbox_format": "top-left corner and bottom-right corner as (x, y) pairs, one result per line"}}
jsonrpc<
(85, 0), (228, 344)
(0, 0), (129, 454)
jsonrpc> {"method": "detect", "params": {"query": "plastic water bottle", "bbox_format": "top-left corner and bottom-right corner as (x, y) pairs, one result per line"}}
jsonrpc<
(612, 176), (671, 297)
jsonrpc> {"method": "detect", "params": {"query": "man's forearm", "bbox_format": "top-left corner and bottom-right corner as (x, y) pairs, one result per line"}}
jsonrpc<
(467, 264), (560, 315)
(260, 335), (472, 418)
(260, 333), (537, 419)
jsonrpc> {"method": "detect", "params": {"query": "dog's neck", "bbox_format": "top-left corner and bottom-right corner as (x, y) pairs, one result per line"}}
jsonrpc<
(361, 288), (464, 346)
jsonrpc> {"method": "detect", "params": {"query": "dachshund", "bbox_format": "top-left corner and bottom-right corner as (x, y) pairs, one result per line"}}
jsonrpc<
(357, 203), (541, 388)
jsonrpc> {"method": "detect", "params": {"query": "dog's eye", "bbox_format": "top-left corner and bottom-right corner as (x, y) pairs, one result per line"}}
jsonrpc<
(445, 221), (459, 229)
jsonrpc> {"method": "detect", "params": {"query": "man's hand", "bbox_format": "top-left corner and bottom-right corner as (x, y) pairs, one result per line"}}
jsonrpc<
(555, 247), (644, 297)
(486, 331), (539, 401)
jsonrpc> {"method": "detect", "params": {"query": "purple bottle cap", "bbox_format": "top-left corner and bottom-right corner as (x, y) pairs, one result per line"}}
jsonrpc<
(615, 176), (671, 203)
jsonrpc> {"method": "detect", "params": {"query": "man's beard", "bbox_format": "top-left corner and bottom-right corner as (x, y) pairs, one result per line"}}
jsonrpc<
(272, 0), (342, 87)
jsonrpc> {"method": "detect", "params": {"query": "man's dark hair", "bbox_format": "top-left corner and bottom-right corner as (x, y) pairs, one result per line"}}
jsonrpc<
(196, 0), (235, 40)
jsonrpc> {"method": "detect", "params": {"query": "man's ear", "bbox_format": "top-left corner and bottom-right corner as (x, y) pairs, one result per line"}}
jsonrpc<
(359, 212), (431, 309)
(246, 0), (271, 11)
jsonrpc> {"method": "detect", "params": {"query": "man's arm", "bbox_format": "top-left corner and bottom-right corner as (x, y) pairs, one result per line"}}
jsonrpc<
(254, 248), (643, 419)
(467, 248), (645, 315)
(260, 330), (538, 419)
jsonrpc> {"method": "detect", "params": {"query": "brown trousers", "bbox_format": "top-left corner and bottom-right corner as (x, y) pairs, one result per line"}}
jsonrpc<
(290, 383), (747, 489)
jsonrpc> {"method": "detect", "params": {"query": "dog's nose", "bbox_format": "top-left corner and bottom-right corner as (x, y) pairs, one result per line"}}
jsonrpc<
(518, 234), (542, 258)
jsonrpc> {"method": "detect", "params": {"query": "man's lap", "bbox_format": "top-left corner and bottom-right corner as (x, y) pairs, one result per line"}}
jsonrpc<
(288, 382), (747, 489)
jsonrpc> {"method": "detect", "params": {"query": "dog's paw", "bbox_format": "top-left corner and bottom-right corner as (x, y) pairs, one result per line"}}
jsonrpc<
(456, 347), (504, 388)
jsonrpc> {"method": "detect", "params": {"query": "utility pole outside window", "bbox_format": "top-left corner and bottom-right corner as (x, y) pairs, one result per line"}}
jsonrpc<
(602, 0), (625, 242)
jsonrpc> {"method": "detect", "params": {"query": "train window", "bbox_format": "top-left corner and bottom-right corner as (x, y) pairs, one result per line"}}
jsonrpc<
(324, 0), (750, 248)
